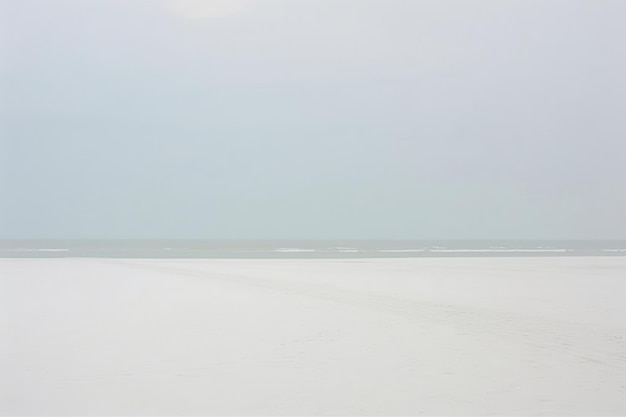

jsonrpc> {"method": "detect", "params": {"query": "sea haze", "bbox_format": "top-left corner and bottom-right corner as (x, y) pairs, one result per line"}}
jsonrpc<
(1, 240), (625, 258)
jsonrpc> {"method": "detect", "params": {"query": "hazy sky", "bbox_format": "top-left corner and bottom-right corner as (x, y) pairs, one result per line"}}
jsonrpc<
(1, 0), (625, 239)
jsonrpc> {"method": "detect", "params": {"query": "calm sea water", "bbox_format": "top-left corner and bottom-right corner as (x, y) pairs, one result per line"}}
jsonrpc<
(1, 240), (625, 258)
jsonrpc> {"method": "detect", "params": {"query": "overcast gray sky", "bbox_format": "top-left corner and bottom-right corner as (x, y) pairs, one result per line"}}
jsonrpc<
(1, 0), (625, 239)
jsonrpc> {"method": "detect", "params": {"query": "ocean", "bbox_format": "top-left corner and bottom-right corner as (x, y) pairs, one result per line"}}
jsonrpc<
(1, 239), (625, 258)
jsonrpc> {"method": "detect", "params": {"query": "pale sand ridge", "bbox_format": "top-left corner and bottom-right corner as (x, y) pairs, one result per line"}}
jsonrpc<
(2, 257), (625, 415)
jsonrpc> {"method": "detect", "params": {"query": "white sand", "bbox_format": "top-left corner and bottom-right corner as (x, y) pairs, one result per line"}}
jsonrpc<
(1, 257), (625, 416)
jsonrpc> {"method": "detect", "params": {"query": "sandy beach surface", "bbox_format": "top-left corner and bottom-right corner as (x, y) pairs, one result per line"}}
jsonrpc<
(1, 257), (625, 415)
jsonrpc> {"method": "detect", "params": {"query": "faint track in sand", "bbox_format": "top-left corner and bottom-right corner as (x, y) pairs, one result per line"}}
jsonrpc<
(103, 259), (626, 370)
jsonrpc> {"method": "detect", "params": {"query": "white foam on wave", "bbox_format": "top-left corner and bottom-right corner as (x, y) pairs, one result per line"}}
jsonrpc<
(274, 248), (317, 253)
(378, 249), (426, 253)
(429, 249), (570, 253)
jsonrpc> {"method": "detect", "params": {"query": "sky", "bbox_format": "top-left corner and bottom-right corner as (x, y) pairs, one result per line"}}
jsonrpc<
(1, 0), (625, 239)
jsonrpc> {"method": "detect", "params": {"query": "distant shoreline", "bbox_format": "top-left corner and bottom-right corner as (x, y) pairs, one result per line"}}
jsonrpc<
(2, 239), (625, 259)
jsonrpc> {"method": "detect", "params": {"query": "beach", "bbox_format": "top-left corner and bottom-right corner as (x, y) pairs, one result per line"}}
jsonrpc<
(2, 257), (625, 415)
